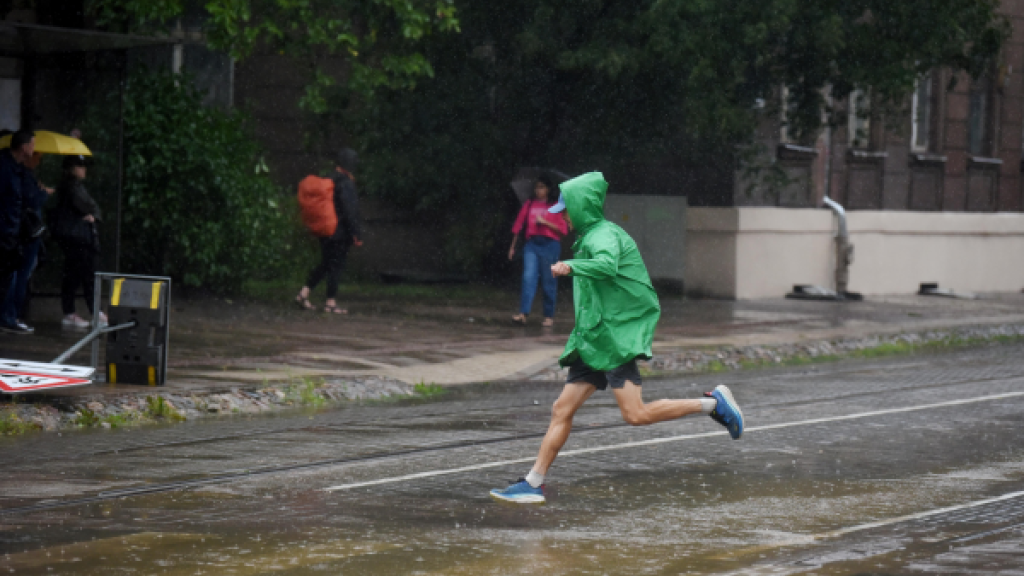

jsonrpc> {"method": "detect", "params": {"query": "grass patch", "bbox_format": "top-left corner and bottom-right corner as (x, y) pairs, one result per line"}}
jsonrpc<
(101, 412), (137, 428)
(72, 407), (101, 427)
(638, 364), (657, 377)
(850, 341), (917, 358)
(0, 410), (41, 435)
(703, 360), (728, 373)
(284, 377), (328, 407)
(413, 382), (446, 398)
(144, 396), (186, 422)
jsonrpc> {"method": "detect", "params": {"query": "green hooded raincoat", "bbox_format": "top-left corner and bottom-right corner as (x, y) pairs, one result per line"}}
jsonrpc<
(558, 172), (661, 371)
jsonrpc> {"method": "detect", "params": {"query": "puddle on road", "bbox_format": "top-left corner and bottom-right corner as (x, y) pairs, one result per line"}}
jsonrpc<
(3, 456), (1024, 574)
(0, 530), (398, 575)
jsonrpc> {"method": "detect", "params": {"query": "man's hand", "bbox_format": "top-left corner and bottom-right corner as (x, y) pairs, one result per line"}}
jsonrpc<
(508, 245), (516, 260)
(353, 236), (364, 247)
(551, 262), (572, 277)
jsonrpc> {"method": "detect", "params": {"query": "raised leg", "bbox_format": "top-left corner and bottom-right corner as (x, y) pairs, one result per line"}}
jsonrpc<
(612, 380), (702, 426)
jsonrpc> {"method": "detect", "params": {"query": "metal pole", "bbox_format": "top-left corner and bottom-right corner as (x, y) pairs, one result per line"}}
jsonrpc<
(55, 321), (137, 366)
(90, 274), (102, 369)
(163, 279), (171, 381)
(115, 50), (126, 273)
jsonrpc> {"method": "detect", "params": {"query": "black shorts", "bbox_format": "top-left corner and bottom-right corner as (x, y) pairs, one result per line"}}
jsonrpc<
(566, 358), (642, 390)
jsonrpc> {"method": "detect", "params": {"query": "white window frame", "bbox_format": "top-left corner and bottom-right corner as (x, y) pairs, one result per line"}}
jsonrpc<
(911, 74), (932, 152)
(779, 86), (795, 144)
(848, 89), (871, 149)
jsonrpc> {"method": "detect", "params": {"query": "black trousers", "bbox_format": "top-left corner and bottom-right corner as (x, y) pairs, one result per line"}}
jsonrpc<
(0, 244), (19, 314)
(305, 235), (351, 299)
(59, 242), (97, 315)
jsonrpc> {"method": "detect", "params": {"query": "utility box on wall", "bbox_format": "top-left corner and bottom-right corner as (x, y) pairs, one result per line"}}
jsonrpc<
(604, 195), (687, 291)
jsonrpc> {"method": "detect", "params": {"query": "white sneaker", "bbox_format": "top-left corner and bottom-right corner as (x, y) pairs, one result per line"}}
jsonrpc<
(62, 314), (90, 329)
(97, 312), (109, 327)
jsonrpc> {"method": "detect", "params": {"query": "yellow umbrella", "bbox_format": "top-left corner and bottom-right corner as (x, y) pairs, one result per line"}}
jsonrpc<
(0, 130), (92, 156)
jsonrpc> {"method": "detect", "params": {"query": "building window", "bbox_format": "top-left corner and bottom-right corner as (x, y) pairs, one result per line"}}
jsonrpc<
(779, 86), (795, 144)
(968, 76), (993, 156)
(848, 89), (871, 149)
(911, 74), (932, 152)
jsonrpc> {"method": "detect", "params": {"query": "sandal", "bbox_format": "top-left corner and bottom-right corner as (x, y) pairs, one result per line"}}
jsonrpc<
(325, 303), (348, 315)
(512, 313), (527, 325)
(295, 294), (314, 310)
(541, 317), (554, 327)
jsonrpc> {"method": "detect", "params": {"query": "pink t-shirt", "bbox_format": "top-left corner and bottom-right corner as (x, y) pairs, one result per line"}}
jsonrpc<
(512, 200), (569, 241)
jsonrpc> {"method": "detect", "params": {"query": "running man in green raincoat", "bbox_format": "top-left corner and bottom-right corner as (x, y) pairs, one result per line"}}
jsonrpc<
(490, 172), (745, 504)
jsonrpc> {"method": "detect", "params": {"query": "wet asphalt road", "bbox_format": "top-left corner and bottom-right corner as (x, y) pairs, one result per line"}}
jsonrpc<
(2, 343), (1024, 574)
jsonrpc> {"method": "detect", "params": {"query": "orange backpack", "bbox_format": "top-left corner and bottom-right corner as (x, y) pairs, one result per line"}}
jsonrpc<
(297, 176), (337, 237)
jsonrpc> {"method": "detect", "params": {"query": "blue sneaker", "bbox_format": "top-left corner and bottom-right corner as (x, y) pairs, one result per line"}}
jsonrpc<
(489, 478), (546, 504)
(707, 385), (744, 439)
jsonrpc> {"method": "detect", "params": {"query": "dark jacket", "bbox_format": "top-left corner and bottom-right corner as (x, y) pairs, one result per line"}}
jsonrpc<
(331, 172), (361, 241)
(0, 149), (24, 250)
(22, 169), (47, 214)
(54, 176), (101, 251)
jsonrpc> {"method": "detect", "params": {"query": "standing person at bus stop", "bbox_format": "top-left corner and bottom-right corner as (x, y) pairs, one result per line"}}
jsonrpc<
(0, 129), (34, 333)
(508, 174), (568, 327)
(2, 150), (54, 334)
(53, 154), (106, 330)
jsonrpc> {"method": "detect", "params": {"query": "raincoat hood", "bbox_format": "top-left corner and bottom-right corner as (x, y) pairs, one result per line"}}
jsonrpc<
(559, 171), (607, 232)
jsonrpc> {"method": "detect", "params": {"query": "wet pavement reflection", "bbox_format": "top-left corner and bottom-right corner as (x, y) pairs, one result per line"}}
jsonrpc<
(3, 343), (1024, 574)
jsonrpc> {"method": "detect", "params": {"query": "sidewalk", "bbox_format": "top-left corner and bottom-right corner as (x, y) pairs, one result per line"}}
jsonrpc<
(4, 287), (1024, 402)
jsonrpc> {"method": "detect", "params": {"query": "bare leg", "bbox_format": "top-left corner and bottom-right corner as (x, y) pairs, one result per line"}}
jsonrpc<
(532, 383), (596, 475)
(612, 380), (702, 426)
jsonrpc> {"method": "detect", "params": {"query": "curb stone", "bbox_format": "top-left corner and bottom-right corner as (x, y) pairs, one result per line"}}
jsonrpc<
(0, 376), (415, 434)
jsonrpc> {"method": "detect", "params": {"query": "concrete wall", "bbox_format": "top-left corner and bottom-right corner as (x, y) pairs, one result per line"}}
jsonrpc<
(604, 195), (687, 288)
(686, 207), (1024, 299)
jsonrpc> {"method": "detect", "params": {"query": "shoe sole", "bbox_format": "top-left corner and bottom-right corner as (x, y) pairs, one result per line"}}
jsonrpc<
(714, 384), (744, 439)
(489, 491), (546, 505)
(0, 327), (31, 335)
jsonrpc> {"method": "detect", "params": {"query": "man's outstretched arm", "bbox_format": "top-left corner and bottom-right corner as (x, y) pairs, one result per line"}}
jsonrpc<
(557, 230), (620, 279)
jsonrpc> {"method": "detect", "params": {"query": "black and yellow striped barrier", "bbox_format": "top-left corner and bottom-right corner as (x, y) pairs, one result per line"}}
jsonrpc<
(106, 278), (169, 386)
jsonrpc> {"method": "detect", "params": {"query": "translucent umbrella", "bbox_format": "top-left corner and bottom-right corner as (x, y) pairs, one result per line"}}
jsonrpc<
(0, 130), (92, 156)
(510, 167), (571, 204)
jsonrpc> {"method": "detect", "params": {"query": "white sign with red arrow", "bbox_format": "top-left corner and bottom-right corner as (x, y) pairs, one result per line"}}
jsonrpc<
(0, 359), (95, 393)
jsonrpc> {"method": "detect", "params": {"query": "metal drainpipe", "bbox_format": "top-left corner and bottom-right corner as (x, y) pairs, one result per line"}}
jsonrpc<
(822, 196), (853, 294)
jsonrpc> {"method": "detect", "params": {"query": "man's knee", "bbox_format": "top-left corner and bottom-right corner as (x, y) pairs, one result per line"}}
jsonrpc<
(551, 395), (578, 422)
(620, 405), (652, 426)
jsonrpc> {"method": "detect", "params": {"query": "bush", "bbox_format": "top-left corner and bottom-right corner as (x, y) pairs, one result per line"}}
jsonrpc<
(85, 68), (293, 293)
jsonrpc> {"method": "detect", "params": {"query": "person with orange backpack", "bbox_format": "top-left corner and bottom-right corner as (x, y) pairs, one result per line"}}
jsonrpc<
(295, 148), (363, 314)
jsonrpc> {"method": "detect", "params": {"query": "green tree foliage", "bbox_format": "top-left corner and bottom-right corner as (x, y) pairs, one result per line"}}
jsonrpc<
(86, 0), (1008, 276)
(341, 0), (1008, 273)
(87, 0), (459, 112)
(85, 69), (291, 292)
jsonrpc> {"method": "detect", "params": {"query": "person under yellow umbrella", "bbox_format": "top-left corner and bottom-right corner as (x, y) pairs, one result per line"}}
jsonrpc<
(0, 130), (92, 157)
(0, 130), (92, 333)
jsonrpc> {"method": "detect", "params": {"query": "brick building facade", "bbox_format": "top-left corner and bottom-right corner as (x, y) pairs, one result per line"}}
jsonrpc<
(736, 1), (1024, 214)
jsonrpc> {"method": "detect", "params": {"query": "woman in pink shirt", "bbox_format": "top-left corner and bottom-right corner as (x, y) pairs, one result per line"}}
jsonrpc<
(509, 174), (569, 326)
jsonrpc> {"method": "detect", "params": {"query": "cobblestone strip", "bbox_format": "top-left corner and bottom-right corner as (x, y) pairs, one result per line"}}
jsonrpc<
(0, 376), (414, 434)
(529, 323), (1024, 380)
